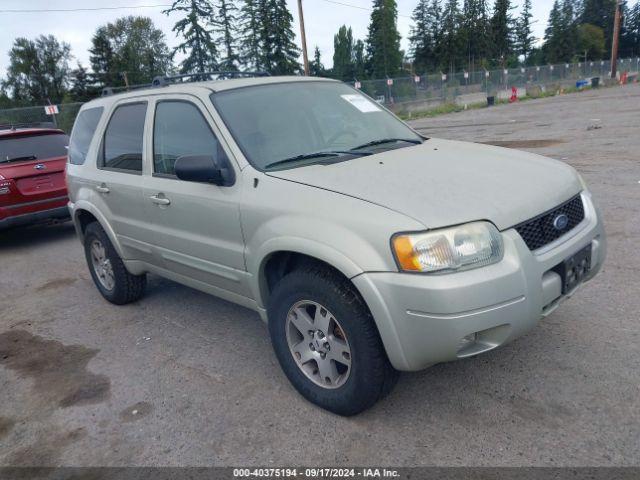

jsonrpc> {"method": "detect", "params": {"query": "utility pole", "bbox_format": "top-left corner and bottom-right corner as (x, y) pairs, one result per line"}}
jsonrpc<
(610, 0), (622, 78)
(297, 0), (310, 76)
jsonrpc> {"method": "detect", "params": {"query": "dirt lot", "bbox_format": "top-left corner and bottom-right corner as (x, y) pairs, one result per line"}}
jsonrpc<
(1, 83), (638, 467)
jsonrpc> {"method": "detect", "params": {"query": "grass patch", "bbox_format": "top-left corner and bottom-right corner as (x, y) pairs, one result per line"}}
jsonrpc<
(398, 101), (486, 120)
(397, 84), (598, 120)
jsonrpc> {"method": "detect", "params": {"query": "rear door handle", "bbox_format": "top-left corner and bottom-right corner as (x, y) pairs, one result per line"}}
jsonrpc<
(96, 184), (110, 194)
(150, 194), (171, 206)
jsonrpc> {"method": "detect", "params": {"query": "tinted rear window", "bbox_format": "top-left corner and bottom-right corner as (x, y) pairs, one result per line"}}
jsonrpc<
(69, 107), (103, 165)
(101, 102), (147, 173)
(0, 133), (69, 163)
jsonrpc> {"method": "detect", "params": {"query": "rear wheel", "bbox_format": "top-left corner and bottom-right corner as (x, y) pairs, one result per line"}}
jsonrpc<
(84, 222), (146, 305)
(267, 265), (398, 416)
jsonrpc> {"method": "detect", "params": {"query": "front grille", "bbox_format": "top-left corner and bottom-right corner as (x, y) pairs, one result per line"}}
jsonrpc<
(515, 195), (585, 250)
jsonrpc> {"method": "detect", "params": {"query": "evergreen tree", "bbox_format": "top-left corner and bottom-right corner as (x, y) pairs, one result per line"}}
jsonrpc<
(366, 0), (403, 78)
(164, 0), (218, 74)
(515, 0), (535, 61)
(410, 0), (442, 72)
(261, 0), (300, 74)
(310, 46), (325, 76)
(543, 0), (577, 62)
(410, 0), (431, 69)
(490, 0), (515, 63)
(88, 29), (118, 87)
(461, 0), (490, 69)
(438, 0), (463, 71)
(333, 25), (355, 80)
(581, 0), (617, 50)
(70, 63), (93, 102)
(620, 1), (640, 56)
(239, 0), (264, 70)
(217, 0), (240, 71)
(560, 0), (578, 59)
(353, 40), (367, 79)
(543, 0), (564, 62)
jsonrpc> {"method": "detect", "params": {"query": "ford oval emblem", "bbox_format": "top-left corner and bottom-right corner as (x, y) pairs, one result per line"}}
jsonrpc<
(553, 213), (569, 230)
(34, 163), (46, 170)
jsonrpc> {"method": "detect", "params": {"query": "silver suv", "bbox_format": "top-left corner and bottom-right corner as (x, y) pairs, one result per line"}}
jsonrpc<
(66, 75), (606, 415)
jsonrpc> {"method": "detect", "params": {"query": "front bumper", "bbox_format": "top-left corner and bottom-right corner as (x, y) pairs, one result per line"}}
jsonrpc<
(353, 192), (606, 371)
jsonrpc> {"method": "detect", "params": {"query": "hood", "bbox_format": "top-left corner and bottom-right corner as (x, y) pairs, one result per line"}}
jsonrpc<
(266, 138), (582, 231)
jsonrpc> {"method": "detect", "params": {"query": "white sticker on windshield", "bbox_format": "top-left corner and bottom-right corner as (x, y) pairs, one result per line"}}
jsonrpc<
(341, 94), (381, 113)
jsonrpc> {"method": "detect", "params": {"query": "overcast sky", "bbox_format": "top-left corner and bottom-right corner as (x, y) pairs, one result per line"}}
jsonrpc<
(0, 0), (553, 76)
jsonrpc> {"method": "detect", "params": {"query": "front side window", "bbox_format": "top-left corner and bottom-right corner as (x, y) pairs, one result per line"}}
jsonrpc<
(69, 107), (103, 165)
(102, 102), (147, 172)
(210, 82), (422, 171)
(153, 101), (222, 176)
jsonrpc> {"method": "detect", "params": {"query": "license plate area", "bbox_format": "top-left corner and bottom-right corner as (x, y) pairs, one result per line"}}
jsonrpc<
(553, 244), (592, 294)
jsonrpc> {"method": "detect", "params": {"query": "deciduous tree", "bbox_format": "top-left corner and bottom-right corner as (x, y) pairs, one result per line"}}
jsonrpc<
(3, 35), (72, 105)
(90, 16), (172, 86)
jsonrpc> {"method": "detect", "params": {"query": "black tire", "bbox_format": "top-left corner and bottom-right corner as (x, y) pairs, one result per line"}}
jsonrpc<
(84, 222), (146, 305)
(267, 265), (398, 416)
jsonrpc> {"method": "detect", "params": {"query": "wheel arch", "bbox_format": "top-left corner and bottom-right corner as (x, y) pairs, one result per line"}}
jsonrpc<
(254, 244), (409, 371)
(71, 202), (125, 258)
(253, 240), (364, 311)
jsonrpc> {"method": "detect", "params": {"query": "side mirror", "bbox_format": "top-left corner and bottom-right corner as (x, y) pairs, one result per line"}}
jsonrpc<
(174, 155), (234, 186)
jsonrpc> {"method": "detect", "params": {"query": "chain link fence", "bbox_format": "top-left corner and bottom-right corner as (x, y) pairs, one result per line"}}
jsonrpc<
(355, 57), (640, 114)
(1, 58), (639, 131)
(0, 102), (84, 133)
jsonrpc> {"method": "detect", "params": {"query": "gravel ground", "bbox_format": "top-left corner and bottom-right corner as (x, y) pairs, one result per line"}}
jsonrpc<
(1, 83), (638, 467)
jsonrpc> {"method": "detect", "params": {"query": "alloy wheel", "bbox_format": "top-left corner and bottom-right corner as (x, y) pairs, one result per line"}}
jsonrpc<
(90, 239), (115, 291)
(285, 300), (352, 389)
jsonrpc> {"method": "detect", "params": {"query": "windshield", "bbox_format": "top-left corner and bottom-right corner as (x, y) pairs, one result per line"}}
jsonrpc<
(0, 132), (69, 163)
(210, 81), (422, 170)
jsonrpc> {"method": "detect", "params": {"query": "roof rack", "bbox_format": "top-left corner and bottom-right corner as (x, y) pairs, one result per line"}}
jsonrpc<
(101, 82), (153, 97)
(151, 71), (270, 87)
(100, 71), (270, 97)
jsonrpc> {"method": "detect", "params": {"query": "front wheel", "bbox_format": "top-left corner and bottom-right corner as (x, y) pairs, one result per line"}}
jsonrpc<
(267, 266), (398, 416)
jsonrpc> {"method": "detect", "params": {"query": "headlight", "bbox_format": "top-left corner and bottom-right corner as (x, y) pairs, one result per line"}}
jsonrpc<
(392, 221), (504, 273)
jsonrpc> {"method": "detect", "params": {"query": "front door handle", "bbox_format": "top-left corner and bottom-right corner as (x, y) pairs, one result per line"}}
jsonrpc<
(150, 194), (171, 206)
(96, 183), (110, 194)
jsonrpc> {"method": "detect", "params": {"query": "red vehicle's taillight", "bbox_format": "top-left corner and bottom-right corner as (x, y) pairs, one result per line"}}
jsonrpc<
(0, 180), (10, 195)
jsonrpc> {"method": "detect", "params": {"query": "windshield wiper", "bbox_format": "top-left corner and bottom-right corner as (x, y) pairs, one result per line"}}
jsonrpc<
(264, 150), (370, 170)
(350, 138), (423, 151)
(1, 155), (37, 164)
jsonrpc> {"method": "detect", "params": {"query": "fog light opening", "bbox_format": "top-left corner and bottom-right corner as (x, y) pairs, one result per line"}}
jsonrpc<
(457, 333), (478, 352)
(456, 324), (511, 358)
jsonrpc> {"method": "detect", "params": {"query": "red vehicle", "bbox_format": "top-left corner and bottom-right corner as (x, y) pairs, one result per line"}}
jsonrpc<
(0, 124), (70, 230)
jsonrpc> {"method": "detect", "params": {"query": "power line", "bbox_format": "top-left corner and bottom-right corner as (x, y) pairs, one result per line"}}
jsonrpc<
(0, 0), (412, 18)
(0, 4), (171, 13)
(319, 0), (412, 18)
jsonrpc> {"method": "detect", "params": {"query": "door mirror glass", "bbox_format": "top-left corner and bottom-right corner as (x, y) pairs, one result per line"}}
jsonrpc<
(174, 155), (232, 186)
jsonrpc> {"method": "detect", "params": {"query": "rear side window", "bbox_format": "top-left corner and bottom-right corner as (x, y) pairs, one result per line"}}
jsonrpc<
(0, 133), (69, 163)
(68, 107), (103, 165)
(153, 101), (222, 176)
(101, 102), (147, 173)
